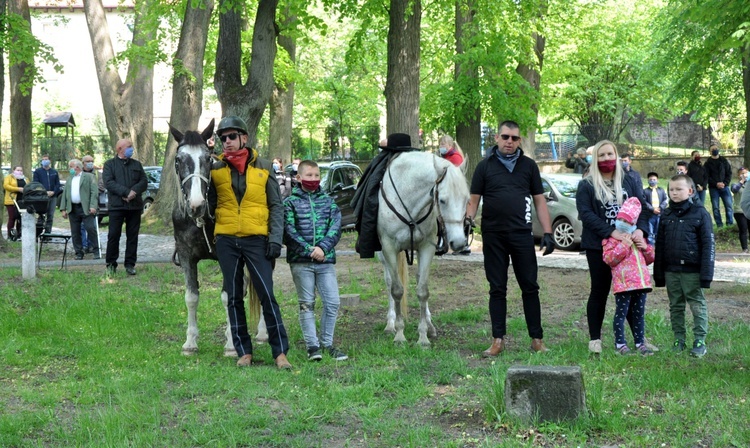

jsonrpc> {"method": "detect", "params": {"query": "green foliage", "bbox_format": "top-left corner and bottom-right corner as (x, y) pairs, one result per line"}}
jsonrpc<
(2, 11), (63, 95)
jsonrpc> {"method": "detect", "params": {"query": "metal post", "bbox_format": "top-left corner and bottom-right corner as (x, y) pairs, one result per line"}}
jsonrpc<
(21, 212), (37, 280)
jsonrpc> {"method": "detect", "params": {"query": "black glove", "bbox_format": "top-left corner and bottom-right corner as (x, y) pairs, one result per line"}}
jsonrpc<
(265, 242), (282, 260)
(540, 233), (555, 256)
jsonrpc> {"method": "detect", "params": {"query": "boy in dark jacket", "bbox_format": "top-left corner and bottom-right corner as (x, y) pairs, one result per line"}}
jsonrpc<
(284, 160), (347, 362)
(643, 172), (668, 246)
(654, 174), (715, 358)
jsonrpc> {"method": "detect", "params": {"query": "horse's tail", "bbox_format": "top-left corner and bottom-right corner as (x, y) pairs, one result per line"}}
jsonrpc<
(172, 250), (181, 267)
(247, 283), (262, 331)
(398, 252), (408, 318)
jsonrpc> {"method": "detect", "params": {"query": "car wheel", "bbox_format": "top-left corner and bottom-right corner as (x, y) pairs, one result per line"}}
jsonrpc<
(552, 219), (576, 250)
(142, 198), (154, 214)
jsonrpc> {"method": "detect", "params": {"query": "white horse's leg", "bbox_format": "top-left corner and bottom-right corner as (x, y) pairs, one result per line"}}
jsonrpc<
(379, 253), (397, 334)
(181, 263), (200, 355)
(381, 247), (406, 343)
(254, 309), (268, 344)
(415, 247), (436, 347)
(220, 290), (237, 357)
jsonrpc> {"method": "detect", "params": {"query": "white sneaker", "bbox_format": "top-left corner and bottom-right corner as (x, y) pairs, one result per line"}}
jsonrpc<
(588, 339), (602, 354)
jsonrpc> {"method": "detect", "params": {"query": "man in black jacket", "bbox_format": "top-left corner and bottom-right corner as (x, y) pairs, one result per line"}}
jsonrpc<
(32, 154), (63, 234)
(687, 151), (708, 205)
(102, 139), (148, 276)
(703, 145), (733, 227)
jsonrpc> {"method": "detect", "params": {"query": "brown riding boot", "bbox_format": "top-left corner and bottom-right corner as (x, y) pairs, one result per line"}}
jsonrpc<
(482, 338), (505, 357)
(531, 338), (548, 353)
(236, 354), (252, 367)
(275, 353), (293, 370)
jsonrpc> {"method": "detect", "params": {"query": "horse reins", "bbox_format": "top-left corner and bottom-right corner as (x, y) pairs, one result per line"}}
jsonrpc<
(380, 157), (450, 265)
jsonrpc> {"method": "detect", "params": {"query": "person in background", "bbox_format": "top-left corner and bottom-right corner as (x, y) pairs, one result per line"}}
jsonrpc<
(209, 115), (292, 370)
(642, 172), (667, 246)
(576, 140), (653, 354)
(3, 165), (27, 240)
(687, 150), (708, 205)
(620, 153), (642, 188)
(704, 145), (734, 227)
(284, 160), (348, 362)
(80, 155), (103, 253)
(654, 174), (714, 358)
(602, 197), (655, 356)
(289, 157), (302, 187)
(59, 159), (100, 260)
(565, 148), (589, 174)
(675, 160), (688, 175)
(32, 154), (63, 235)
(730, 167), (749, 253)
(103, 139), (148, 276)
(465, 120), (555, 356)
(272, 157), (292, 199)
(438, 135), (465, 168)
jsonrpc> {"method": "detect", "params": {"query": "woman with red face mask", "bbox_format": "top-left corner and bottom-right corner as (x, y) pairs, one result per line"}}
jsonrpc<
(576, 140), (653, 354)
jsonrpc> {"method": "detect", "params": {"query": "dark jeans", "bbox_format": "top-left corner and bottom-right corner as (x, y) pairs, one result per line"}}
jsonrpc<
(585, 250), (635, 340)
(482, 230), (543, 339)
(68, 204), (99, 256)
(216, 235), (289, 359)
(106, 208), (141, 268)
(709, 186), (733, 226)
(647, 214), (660, 246)
(734, 212), (749, 251)
(5, 204), (21, 238)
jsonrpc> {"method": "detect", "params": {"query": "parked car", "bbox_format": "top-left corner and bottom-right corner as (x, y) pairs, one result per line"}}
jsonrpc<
(318, 161), (362, 230)
(98, 166), (162, 222)
(531, 173), (583, 250)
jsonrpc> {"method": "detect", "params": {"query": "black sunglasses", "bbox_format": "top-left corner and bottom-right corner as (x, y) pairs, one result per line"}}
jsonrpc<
(219, 133), (241, 143)
(500, 134), (521, 142)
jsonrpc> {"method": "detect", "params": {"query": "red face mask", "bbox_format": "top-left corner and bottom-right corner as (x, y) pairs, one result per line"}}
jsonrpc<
(598, 159), (617, 173)
(300, 179), (320, 192)
(223, 149), (249, 174)
(694, 155), (701, 162)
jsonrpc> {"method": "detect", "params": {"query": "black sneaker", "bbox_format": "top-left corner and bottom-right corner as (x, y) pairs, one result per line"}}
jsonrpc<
(690, 340), (707, 358)
(325, 346), (348, 361)
(672, 340), (686, 353)
(125, 266), (137, 276)
(307, 346), (322, 362)
(106, 265), (117, 277)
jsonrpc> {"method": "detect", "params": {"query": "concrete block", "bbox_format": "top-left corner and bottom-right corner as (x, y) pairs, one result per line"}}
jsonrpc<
(504, 365), (586, 423)
(339, 294), (360, 307)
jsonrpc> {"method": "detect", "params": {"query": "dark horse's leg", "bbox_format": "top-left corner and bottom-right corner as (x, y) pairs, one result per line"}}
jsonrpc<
(181, 255), (201, 355)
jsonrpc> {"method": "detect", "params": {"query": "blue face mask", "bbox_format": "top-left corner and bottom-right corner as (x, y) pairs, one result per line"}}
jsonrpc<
(615, 220), (636, 234)
(124, 147), (134, 158)
(439, 147), (448, 156)
(585, 155), (593, 163)
(41, 160), (51, 168)
(85, 162), (94, 171)
(648, 180), (658, 187)
(272, 163), (280, 172)
(621, 161), (630, 168)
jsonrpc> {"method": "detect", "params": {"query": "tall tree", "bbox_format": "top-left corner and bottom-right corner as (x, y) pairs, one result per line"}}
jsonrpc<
(268, 5), (296, 164)
(150, 0), (215, 224)
(454, 0), (481, 176)
(385, 0), (420, 141)
(8, 0), (34, 172)
(214, 0), (279, 147)
(650, 0), (750, 165)
(83, 0), (156, 164)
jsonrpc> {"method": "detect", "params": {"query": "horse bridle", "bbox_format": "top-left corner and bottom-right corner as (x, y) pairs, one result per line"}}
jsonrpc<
(175, 145), (215, 252)
(380, 156), (451, 265)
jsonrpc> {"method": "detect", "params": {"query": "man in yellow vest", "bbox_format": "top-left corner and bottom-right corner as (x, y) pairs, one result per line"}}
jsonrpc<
(209, 116), (292, 370)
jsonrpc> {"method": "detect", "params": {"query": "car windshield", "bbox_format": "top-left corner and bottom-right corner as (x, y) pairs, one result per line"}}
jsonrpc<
(319, 166), (331, 190)
(551, 177), (579, 198)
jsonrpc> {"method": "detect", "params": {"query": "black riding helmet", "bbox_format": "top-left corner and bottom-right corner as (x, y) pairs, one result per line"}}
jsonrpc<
(216, 116), (248, 136)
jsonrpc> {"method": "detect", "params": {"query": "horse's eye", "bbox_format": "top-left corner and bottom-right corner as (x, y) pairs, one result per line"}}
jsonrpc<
(440, 199), (446, 205)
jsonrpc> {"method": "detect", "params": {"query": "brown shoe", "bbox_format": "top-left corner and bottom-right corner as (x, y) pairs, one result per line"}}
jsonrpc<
(531, 338), (548, 353)
(275, 353), (292, 370)
(482, 338), (505, 357)
(236, 354), (252, 367)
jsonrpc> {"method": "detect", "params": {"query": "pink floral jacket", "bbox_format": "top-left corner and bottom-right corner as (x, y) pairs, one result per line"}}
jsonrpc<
(602, 238), (655, 294)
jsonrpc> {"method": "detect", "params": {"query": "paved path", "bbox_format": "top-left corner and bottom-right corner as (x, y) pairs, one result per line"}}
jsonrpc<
(5, 227), (750, 283)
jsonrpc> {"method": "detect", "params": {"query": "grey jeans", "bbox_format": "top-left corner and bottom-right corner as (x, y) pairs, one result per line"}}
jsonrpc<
(290, 263), (341, 349)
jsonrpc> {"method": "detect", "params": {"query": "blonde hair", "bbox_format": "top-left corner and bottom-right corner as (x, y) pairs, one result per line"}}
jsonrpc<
(438, 135), (465, 159)
(586, 140), (624, 205)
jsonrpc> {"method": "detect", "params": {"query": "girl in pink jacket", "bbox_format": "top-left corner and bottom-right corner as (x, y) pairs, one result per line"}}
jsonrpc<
(603, 196), (655, 356)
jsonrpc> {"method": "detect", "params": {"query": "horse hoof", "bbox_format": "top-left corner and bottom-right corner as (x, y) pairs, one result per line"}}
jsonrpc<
(384, 327), (396, 335)
(255, 336), (268, 345)
(418, 341), (431, 349)
(182, 348), (198, 356)
(224, 349), (238, 357)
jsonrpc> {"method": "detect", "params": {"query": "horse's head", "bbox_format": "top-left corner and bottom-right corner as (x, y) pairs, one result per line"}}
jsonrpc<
(170, 119), (215, 219)
(436, 161), (470, 252)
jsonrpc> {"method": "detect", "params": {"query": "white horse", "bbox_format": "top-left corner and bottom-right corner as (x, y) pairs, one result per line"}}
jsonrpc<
(377, 151), (470, 346)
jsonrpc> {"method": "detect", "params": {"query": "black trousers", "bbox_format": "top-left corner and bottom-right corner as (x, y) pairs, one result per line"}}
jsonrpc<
(68, 204), (99, 256)
(482, 230), (543, 339)
(734, 212), (748, 251)
(585, 249), (635, 340)
(106, 208), (141, 268)
(216, 235), (289, 359)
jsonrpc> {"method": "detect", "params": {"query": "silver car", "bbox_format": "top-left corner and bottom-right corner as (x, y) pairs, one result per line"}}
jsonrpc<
(531, 173), (583, 250)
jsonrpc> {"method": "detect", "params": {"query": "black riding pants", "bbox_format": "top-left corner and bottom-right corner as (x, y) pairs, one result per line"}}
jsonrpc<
(482, 230), (543, 340)
(216, 235), (289, 360)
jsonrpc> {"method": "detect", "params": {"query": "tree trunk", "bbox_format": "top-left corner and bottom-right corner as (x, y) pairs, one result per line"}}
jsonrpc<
(83, 0), (155, 163)
(0, 0), (6, 239)
(455, 0), (481, 180)
(9, 0), (33, 172)
(515, 31), (545, 160)
(742, 45), (750, 168)
(384, 0), (421, 143)
(268, 10), (296, 164)
(150, 0), (214, 224)
(214, 0), (279, 148)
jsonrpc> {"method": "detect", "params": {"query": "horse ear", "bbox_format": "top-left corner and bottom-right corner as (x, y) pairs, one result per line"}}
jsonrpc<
(201, 119), (215, 142)
(168, 122), (184, 143)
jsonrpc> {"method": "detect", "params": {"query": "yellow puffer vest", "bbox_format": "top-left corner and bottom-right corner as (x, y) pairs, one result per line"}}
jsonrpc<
(212, 151), (270, 237)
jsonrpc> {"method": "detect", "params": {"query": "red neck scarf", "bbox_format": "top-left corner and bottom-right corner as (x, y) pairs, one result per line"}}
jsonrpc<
(224, 149), (250, 174)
